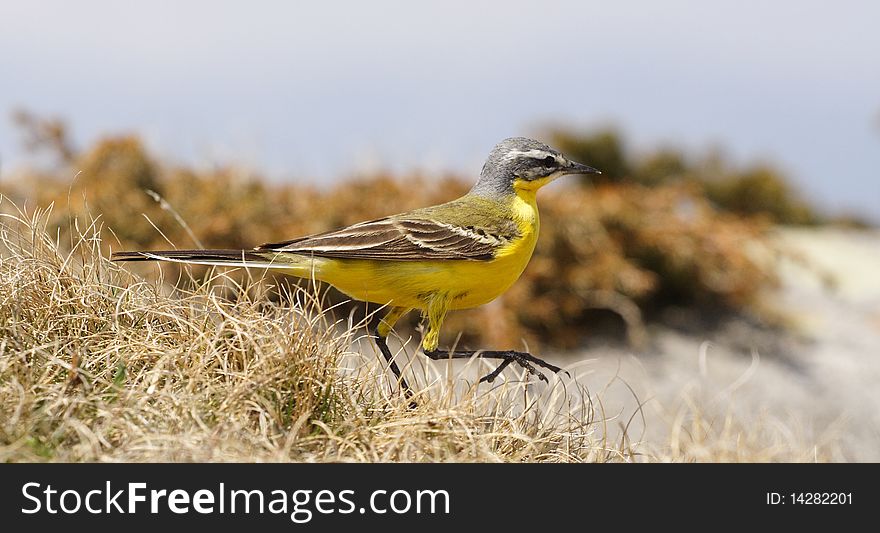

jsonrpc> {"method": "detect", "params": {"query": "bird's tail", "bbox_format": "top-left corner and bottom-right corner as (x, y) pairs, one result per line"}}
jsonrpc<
(111, 249), (295, 270)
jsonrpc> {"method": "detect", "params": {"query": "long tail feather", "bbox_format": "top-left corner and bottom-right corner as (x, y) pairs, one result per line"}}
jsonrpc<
(110, 249), (294, 269)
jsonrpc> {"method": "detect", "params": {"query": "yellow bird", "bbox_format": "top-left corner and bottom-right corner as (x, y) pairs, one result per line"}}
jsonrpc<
(113, 137), (600, 402)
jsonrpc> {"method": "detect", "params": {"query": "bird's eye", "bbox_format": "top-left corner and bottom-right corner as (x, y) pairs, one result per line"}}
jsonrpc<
(542, 156), (556, 166)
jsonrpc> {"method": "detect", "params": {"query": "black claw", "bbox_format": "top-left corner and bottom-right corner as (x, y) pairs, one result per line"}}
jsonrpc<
(517, 352), (565, 375)
(509, 353), (544, 380)
(479, 358), (512, 383)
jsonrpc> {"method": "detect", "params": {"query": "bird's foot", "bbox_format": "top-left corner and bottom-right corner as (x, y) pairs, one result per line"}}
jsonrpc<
(422, 348), (567, 384)
(478, 350), (566, 384)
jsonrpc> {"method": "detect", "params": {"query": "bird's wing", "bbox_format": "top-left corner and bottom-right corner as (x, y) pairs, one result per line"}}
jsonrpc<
(255, 215), (519, 261)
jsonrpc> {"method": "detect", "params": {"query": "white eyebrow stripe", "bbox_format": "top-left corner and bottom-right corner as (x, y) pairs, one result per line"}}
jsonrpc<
(503, 149), (557, 162)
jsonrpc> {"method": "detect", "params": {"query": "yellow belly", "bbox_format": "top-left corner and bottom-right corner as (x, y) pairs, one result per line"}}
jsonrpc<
(291, 192), (540, 311)
(312, 246), (532, 310)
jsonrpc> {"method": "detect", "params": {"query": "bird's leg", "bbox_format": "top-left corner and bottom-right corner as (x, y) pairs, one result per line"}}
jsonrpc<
(372, 335), (413, 396)
(422, 348), (565, 383)
(418, 294), (563, 384)
(371, 306), (417, 407)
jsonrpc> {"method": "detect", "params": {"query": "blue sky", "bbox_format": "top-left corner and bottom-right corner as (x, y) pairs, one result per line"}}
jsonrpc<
(1, 0), (878, 219)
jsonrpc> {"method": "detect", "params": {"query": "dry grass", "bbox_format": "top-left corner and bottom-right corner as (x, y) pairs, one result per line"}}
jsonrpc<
(0, 199), (620, 462)
(652, 389), (835, 462)
(0, 198), (831, 462)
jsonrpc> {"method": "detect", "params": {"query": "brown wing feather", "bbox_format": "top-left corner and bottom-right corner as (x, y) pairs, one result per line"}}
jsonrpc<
(255, 217), (517, 261)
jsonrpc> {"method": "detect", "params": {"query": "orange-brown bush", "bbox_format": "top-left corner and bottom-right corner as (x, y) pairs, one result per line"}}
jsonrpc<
(550, 128), (823, 225)
(3, 128), (777, 351)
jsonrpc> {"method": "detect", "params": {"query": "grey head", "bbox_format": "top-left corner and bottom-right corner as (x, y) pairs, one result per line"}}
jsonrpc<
(470, 137), (601, 197)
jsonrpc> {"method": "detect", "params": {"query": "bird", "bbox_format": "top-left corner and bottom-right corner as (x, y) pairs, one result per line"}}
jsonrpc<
(112, 137), (601, 403)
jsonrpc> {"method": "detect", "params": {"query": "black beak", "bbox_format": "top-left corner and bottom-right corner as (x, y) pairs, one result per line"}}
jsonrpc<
(564, 160), (602, 175)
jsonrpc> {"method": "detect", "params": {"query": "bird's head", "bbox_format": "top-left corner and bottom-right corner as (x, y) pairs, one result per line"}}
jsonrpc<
(471, 137), (601, 197)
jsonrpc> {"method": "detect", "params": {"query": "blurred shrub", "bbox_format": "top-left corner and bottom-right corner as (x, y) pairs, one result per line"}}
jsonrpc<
(550, 128), (825, 226)
(633, 149), (688, 186)
(11, 109), (76, 165)
(702, 165), (820, 225)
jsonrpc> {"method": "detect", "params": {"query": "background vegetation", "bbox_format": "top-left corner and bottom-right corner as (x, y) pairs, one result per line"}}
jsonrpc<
(3, 113), (840, 352)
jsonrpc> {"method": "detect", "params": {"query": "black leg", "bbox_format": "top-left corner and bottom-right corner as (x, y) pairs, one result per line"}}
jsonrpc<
(372, 330), (417, 408)
(422, 349), (567, 384)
